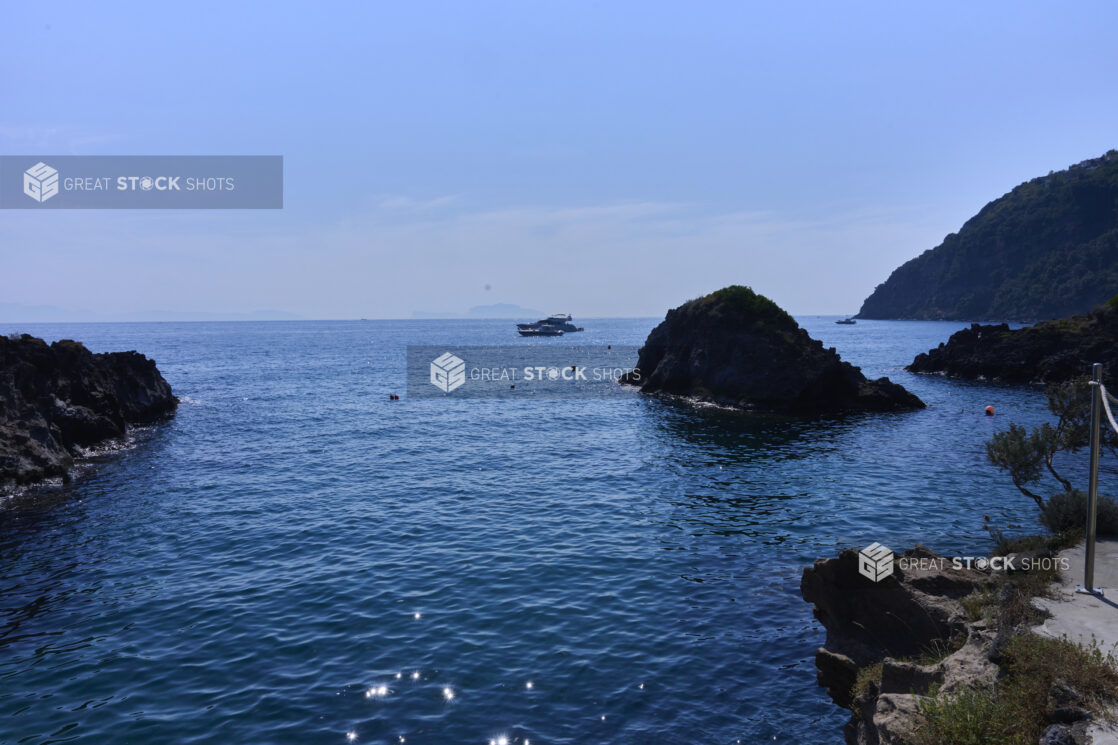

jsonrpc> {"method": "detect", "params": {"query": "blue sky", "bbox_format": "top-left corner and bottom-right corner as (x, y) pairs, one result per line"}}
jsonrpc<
(2, 1), (1117, 319)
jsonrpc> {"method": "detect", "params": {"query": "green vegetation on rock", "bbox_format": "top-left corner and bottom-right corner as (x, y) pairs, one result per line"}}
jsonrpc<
(860, 150), (1118, 321)
(913, 635), (1118, 745)
(701, 285), (797, 328)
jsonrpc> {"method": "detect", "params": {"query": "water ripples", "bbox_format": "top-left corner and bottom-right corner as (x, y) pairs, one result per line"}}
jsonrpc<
(0, 318), (1056, 744)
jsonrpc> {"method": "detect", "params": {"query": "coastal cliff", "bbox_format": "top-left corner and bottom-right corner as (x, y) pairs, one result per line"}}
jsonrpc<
(802, 546), (997, 744)
(802, 544), (1111, 745)
(858, 150), (1118, 321)
(907, 298), (1118, 384)
(621, 286), (924, 414)
(0, 334), (177, 490)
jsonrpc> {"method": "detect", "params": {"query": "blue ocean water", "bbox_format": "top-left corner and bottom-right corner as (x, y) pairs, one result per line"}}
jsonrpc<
(0, 317), (1060, 745)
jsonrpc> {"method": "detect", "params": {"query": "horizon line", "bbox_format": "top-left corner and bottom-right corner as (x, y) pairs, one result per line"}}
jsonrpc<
(0, 312), (925, 325)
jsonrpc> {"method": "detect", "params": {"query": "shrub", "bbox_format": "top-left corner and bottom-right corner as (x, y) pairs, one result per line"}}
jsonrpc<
(1006, 634), (1118, 713)
(700, 285), (797, 328)
(913, 635), (1118, 745)
(1041, 489), (1118, 536)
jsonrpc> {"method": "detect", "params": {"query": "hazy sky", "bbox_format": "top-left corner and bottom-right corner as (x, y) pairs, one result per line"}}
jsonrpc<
(3, 1), (1117, 319)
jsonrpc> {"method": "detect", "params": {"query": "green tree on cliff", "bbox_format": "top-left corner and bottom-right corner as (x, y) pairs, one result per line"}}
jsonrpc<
(986, 377), (1118, 533)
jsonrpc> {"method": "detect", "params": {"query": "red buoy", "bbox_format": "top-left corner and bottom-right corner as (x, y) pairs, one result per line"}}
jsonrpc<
(985, 405), (994, 416)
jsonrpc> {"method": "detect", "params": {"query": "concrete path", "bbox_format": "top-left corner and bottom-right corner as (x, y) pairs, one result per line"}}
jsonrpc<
(1034, 538), (1118, 744)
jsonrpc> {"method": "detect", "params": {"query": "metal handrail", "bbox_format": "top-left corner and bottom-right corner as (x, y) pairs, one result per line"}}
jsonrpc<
(1080, 363), (1104, 596)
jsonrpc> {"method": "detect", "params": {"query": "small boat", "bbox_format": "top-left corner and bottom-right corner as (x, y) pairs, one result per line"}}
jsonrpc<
(835, 317), (857, 325)
(516, 313), (584, 336)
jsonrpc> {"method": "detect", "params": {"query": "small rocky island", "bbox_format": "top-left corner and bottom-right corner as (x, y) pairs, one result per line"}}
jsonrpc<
(908, 297), (1118, 384)
(620, 286), (924, 413)
(0, 334), (177, 491)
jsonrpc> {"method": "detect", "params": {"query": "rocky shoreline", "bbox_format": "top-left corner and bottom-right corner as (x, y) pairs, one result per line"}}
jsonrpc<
(801, 543), (1109, 745)
(802, 546), (999, 744)
(0, 334), (177, 491)
(907, 299), (1118, 384)
(621, 286), (924, 414)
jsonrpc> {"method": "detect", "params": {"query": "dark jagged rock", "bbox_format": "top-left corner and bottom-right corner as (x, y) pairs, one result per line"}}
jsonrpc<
(620, 286), (924, 414)
(801, 545), (990, 670)
(0, 334), (177, 490)
(858, 150), (1118, 321)
(802, 546), (999, 745)
(907, 298), (1118, 384)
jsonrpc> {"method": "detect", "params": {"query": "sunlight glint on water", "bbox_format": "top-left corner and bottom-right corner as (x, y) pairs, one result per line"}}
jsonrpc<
(0, 317), (1054, 744)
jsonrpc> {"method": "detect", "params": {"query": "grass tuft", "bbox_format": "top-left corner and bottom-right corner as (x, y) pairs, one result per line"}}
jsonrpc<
(988, 528), (1080, 557)
(850, 662), (882, 715)
(961, 589), (996, 623)
(912, 635), (1118, 745)
(912, 638), (962, 666)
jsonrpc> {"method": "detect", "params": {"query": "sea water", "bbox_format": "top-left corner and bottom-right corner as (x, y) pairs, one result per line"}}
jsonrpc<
(0, 317), (1062, 744)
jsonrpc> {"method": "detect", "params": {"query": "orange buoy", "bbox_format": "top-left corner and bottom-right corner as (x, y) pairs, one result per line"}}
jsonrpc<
(985, 405), (994, 416)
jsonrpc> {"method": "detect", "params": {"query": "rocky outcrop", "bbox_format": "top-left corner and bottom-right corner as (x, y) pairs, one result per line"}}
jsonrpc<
(800, 543), (1112, 745)
(907, 299), (1118, 384)
(620, 286), (924, 414)
(0, 334), (177, 490)
(802, 546), (1000, 745)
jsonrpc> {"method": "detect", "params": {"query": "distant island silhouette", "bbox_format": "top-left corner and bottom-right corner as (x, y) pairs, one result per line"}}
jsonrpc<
(411, 303), (544, 319)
